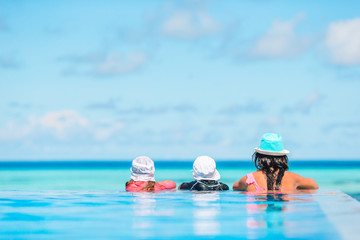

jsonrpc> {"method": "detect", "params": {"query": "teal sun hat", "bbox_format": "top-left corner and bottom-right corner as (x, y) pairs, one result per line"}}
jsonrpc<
(254, 133), (290, 156)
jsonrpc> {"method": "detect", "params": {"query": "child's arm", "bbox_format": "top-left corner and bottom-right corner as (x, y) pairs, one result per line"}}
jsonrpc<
(220, 182), (230, 191)
(233, 176), (248, 191)
(178, 181), (193, 190)
(158, 180), (176, 189)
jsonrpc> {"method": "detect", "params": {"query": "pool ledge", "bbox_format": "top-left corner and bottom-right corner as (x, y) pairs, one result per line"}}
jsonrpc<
(317, 190), (360, 240)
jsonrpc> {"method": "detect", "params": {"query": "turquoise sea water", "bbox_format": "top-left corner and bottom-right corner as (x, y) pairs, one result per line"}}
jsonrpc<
(1, 161), (360, 199)
(1, 161), (360, 239)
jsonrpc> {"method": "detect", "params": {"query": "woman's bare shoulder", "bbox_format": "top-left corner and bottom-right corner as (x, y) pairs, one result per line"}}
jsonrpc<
(283, 171), (306, 183)
(284, 171), (319, 189)
(251, 170), (264, 176)
(284, 171), (303, 178)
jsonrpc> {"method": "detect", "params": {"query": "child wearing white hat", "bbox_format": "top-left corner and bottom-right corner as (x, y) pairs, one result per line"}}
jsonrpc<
(126, 156), (176, 192)
(178, 156), (229, 191)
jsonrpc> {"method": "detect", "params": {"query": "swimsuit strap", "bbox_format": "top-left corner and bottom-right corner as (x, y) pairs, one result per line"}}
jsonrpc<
(190, 181), (200, 190)
(199, 180), (221, 187)
(246, 173), (266, 191)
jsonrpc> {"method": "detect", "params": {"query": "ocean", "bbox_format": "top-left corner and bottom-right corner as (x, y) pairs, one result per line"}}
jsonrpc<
(1, 160), (359, 200)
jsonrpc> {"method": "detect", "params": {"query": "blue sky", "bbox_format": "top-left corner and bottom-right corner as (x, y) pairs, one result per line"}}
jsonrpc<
(1, 0), (360, 160)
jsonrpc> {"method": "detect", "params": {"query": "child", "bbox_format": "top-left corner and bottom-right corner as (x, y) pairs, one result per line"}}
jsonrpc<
(126, 156), (176, 192)
(233, 133), (318, 192)
(178, 156), (229, 191)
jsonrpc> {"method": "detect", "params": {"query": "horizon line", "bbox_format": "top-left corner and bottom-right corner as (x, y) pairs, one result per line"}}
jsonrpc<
(0, 159), (360, 162)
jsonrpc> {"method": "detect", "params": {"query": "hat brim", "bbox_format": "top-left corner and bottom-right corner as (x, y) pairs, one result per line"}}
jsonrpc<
(193, 169), (221, 181)
(254, 147), (289, 156)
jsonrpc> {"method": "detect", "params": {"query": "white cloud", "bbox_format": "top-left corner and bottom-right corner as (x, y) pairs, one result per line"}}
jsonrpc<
(86, 98), (119, 110)
(266, 117), (283, 126)
(0, 119), (35, 141)
(161, 10), (221, 39)
(218, 102), (264, 115)
(324, 18), (360, 65)
(94, 52), (147, 75)
(58, 52), (105, 63)
(39, 110), (89, 139)
(94, 122), (124, 141)
(282, 92), (322, 114)
(0, 110), (125, 142)
(251, 13), (310, 58)
(300, 92), (321, 112)
(60, 51), (148, 76)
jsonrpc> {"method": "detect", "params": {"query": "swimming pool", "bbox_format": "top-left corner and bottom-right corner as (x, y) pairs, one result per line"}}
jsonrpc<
(1, 161), (360, 239)
(1, 190), (359, 239)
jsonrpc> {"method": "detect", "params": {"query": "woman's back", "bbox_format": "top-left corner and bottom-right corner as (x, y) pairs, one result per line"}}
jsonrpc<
(233, 133), (318, 192)
(240, 170), (318, 192)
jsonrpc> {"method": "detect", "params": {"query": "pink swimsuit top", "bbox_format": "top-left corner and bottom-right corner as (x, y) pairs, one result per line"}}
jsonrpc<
(126, 181), (176, 192)
(246, 173), (266, 192)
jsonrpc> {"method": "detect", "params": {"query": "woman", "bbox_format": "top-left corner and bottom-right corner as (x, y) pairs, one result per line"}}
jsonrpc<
(126, 156), (176, 192)
(178, 156), (229, 191)
(233, 133), (318, 192)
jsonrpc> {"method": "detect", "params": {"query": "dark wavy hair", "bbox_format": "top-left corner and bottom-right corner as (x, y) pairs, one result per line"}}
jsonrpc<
(252, 152), (289, 190)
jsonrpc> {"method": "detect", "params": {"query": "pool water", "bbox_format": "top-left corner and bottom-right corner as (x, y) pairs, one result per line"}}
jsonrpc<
(1, 190), (359, 239)
(1, 161), (360, 239)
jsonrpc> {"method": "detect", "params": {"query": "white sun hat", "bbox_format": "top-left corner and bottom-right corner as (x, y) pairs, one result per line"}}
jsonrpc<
(130, 156), (155, 181)
(192, 156), (221, 181)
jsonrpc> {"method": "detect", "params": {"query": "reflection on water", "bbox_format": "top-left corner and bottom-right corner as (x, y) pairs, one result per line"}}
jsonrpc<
(0, 190), (352, 239)
(245, 192), (315, 239)
(132, 193), (157, 217)
(130, 193), (176, 238)
(192, 192), (220, 236)
(130, 193), (157, 239)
